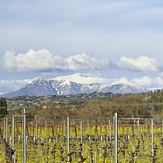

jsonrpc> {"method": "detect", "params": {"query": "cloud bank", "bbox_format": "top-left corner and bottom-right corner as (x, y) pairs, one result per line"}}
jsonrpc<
(3, 49), (109, 72)
(54, 73), (112, 84)
(117, 56), (159, 72)
(3, 49), (159, 73)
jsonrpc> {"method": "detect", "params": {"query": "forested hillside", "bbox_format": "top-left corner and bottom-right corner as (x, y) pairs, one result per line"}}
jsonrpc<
(4, 90), (163, 122)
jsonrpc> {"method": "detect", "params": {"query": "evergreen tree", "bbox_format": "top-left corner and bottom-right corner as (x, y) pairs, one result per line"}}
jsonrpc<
(0, 98), (8, 118)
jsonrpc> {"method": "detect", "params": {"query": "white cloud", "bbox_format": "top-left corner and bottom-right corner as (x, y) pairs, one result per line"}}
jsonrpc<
(117, 56), (159, 72)
(3, 49), (161, 74)
(3, 49), (109, 72)
(54, 73), (112, 84)
(152, 75), (163, 87)
(66, 53), (109, 70)
(114, 77), (129, 84)
(130, 75), (163, 89)
(131, 76), (153, 86)
(3, 49), (66, 71)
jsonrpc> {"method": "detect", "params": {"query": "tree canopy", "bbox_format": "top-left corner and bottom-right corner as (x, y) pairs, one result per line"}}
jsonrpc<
(0, 98), (8, 118)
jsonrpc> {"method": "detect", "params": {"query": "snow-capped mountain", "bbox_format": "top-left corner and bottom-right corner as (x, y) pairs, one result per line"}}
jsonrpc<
(99, 82), (147, 94)
(50, 79), (82, 95)
(2, 77), (57, 98)
(1, 77), (148, 98)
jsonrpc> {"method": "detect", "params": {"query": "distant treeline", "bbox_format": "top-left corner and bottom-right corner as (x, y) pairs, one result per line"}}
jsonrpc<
(4, 90), (163, 122)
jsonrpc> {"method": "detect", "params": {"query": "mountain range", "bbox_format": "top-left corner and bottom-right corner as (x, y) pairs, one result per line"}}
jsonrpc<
(1, 77), (148, 98)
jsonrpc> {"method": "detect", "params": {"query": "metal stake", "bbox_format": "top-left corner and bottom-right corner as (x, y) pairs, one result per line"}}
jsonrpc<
(67, 117), (70, 162)
(23, 109), (26, 163)
(114, 113), (118, 163)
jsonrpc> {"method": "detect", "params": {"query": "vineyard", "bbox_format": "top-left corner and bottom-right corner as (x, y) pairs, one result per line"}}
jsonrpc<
(0, 112), (163, 163)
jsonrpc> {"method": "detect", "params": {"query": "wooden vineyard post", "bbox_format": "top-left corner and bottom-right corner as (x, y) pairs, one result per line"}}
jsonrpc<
(64, 119), (66, 138)
(5, 117), (8, 143)
(137, 119), (140, 139)
(109, 119), (111, 142)
(46, 120), (48, 163)
(87, 119), (90, 136)
(3, 118), (5, 140)
(80, 121), (83, 144)
(35, 117), (38, 142)
(94, 151), (97, 163)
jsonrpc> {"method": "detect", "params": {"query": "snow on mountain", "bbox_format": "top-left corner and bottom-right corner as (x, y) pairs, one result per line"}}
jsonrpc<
(2, 77), (57, 98)
(24, 77), (57, 96)
(80, 83), (101, 94)
(50, 79), (82, 95)
(27, 76), (45, 84)
(99, 83), (147, 94)
(1, 77), (148, 98)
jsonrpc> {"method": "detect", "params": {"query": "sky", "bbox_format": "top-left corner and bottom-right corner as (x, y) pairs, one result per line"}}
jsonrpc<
(1, 0), (163, 94)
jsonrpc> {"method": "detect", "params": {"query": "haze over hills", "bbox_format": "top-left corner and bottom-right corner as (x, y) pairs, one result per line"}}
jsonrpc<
(1, 76), (148, 98)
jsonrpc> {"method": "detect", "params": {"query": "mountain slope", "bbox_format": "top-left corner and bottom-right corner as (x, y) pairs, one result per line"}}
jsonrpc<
(3, 77), (57, 98)
(1, 77), (148, 98)
(99, 83), (146, 94)
(50, 79), (82, 95)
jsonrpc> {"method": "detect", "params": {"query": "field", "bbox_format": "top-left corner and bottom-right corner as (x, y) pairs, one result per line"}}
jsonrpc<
(0, 114), (163, 163)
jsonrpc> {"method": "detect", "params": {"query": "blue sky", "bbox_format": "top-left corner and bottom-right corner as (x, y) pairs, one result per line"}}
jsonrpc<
(0, 0), (163, 94)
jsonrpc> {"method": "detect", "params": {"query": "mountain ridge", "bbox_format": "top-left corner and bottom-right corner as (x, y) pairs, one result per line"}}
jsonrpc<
(1, 76), (148, 98)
